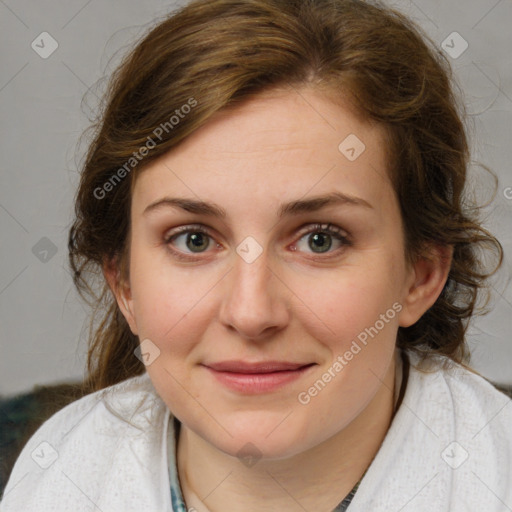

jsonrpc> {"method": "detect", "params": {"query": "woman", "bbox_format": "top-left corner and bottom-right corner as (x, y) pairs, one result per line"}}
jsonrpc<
(1, 0), (510, 510)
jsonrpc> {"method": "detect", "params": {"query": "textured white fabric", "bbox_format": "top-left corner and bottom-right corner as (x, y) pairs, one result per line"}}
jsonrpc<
(0, 375), (173, 512)
(349, 354), (512, 511)
(1, 352), (511, 511)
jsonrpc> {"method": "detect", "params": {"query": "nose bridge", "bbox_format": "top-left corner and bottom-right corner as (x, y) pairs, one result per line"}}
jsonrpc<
(233, 248), (271, 296)
(219, 244), (288, 339)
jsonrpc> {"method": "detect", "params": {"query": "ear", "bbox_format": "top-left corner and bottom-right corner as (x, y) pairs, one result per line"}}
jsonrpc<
(102, 256), (139, 336)
(398, 244), (453, 328)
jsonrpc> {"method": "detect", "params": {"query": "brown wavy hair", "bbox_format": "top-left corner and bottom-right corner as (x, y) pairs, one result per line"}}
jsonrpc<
(69, 0), (503, 392)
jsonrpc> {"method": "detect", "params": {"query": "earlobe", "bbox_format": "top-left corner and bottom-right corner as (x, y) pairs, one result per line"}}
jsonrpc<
(102, 257), (139, 335)
(116, 287), (138, 336)
(121, 295), (130, 314)
(398, 244), (453, 328)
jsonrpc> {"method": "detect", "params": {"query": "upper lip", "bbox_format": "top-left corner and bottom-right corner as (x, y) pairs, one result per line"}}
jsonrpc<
(204, 360), (314, 373)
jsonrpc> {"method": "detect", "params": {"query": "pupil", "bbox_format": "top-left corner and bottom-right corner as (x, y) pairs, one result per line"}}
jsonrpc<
(310, 232), (331, 253)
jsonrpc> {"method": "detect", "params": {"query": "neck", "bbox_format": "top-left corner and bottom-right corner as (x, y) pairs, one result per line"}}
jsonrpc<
(177, 351), (400, 512)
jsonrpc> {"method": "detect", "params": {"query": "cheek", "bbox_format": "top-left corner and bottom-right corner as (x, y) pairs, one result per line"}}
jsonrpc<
(293, 272), (400, 429)
(128, 256), (210, 417)
(128, 249), (191, 351)
(293, 262), (403, 351)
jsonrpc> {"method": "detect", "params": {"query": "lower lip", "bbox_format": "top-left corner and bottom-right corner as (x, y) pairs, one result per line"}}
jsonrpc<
(204, 365), (316, 394)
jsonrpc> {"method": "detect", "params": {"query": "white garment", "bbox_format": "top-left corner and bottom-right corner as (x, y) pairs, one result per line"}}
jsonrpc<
(1, 351), (511, 511)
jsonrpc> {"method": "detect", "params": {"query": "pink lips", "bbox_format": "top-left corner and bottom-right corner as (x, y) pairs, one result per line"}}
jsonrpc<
(203, 360), (316, 394)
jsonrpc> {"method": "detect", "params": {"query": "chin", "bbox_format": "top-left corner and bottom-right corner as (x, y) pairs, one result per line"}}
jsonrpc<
(215, 434), (306, 462)
(198, 413), (316, 462)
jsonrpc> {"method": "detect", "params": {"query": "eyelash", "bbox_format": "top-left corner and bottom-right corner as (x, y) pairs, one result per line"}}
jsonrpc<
(163, 223), (352, 262)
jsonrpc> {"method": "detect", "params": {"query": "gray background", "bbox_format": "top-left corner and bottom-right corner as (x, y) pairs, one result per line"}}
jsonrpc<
(1, 0), (511, 396)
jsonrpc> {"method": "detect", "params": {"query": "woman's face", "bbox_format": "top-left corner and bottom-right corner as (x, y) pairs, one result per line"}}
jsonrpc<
(118, 87), (419, 459)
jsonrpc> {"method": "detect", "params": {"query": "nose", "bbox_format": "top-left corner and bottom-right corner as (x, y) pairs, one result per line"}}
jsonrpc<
(218, 248), (290, 341)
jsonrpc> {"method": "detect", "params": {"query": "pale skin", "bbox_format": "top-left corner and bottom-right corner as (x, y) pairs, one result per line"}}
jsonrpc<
(105, 86), (452, 511)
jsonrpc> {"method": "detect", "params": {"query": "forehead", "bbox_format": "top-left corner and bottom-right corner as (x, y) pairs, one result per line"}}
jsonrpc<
(132, 87), (393, 218)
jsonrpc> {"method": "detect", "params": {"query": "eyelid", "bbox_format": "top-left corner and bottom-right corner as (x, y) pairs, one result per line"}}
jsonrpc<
(295, 222), (349, 240)
(164, 224), (214, 238)
(164, 222), (349, 240)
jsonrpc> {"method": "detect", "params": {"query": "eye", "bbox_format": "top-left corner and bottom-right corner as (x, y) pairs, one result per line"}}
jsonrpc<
(292, 223), (351, 256)
(164, 225), (219, 260)
(163, 222), (351, 262)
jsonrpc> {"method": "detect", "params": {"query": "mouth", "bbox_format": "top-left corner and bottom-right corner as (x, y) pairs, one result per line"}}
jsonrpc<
(201, 360), (317, 394)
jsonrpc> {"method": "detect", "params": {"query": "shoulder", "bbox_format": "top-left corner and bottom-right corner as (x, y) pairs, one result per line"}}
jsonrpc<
(9, 372), (166, 448)
(0, 372), (172, 511)
(407, 350), (511, 431)
(406, 351), (512, 490)
(349, 351), (512, 511)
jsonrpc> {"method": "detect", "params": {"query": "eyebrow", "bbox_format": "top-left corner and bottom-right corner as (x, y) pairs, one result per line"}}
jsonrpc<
(143, 191), (373, 219)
